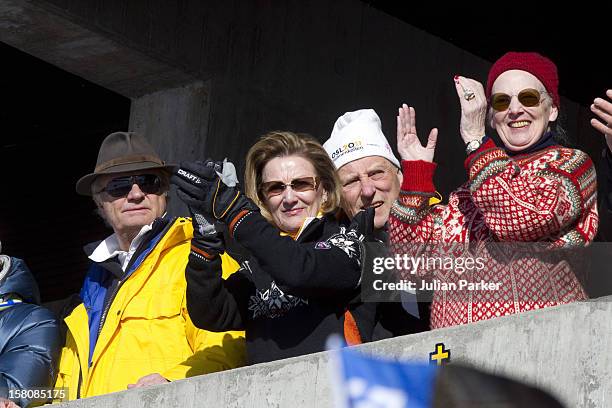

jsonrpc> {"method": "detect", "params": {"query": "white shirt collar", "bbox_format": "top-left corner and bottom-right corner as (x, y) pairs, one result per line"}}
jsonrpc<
(89, 222), (154, 271)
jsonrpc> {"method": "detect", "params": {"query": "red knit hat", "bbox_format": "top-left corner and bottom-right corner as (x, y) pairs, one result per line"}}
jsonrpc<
(486, 52), (560, 107)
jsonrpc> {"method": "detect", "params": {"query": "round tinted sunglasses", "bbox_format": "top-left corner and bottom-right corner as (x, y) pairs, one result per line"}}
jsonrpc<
(97, 174), (162, 198)
(490, 88), (546, 112)
(260, 176), (319, 199)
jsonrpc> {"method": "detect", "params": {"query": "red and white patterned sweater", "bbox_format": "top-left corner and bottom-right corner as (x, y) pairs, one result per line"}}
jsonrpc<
(389, 138), (598, 329)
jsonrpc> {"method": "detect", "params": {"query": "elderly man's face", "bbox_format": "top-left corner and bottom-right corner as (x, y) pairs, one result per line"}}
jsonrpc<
(337, 156), (402, 230)
(93, 170), (167, 236)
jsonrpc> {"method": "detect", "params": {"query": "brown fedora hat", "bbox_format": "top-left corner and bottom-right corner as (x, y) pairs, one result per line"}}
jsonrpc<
(76, 131), (176, 196)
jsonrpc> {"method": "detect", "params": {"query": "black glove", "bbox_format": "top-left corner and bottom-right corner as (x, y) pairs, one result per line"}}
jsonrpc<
(169, 160), (222, 262)
(189, 208), (226, 263)
(171, 159), (259, 228)
(349, 207), (375, 239)
(172, 159), (218, 211)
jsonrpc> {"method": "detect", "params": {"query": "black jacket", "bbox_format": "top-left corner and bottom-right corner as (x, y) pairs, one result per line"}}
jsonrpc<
(355, 227), (430, 340)
(0, 257), (61, 407)
(605, 147), (612, 213)
(596, 147), (612, 241)
(186, 211), (375, 365)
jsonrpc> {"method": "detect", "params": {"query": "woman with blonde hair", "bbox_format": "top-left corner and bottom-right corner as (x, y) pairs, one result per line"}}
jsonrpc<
(172, 131), (376, 364)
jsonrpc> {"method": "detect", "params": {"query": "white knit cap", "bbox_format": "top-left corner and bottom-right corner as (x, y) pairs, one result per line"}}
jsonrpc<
(324, 109), (400, 169)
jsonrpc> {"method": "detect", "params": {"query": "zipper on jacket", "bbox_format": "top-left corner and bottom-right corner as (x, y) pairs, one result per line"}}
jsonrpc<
(95, 278), (122, 342)
(92, 217), (174, 352)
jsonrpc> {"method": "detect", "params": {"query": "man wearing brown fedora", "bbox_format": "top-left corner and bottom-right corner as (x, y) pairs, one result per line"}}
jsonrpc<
(54, 132), (245, 400)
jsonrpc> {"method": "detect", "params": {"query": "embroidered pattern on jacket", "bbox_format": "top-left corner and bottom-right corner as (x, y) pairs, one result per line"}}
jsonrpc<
(325, 226), (362, 263)
(248, 281), (308, 319)
(389, 145), (597, 329)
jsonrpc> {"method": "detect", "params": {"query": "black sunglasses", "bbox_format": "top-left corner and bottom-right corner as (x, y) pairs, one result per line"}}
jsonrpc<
(97, 174), (162, 198)
(490, 88), (545, 112)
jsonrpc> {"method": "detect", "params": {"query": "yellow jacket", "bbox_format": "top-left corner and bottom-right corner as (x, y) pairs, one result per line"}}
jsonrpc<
(54, 218), (245, 400)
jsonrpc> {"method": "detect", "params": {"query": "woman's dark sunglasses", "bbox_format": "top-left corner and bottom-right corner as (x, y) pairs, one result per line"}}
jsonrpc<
(490, 88), (544, 112)
(260, 176), (319, 198)
(98, 174), (162, 198)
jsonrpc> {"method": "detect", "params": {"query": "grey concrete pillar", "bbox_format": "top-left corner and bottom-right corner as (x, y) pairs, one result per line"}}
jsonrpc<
(129, 81), (212, 216)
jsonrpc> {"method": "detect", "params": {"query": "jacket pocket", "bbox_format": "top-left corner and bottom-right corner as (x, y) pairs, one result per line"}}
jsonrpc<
(119, 287), (184, 320)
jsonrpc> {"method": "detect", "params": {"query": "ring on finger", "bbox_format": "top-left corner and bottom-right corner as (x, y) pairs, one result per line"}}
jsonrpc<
(464, 89), (476, 101)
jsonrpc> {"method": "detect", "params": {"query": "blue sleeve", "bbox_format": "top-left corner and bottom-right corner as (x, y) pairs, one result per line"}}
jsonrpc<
(0, 306), (62, 407)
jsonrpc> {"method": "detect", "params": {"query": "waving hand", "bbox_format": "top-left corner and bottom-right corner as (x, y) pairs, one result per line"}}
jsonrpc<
(397, 104), (438, 162)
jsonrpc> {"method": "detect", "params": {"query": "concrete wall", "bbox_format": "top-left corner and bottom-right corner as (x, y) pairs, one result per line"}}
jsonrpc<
(5, 0), (608, 230)
(56, 295), (612, 408)
(129, 81), (213, 215)
(1, 0), (603, 201)
(0, 0), (196, 97)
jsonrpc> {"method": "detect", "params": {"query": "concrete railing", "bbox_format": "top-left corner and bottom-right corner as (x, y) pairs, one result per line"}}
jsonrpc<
(58, 296), (612, 407)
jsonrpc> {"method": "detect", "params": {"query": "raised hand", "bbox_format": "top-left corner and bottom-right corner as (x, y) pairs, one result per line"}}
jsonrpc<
(396, 104), (438, 162)
(590, 89), (612, 152)
(171, 160), (226, 260)
(454, 75), (487, 143)
(171, 159), (220, 211)
(172, 159), (259, 228)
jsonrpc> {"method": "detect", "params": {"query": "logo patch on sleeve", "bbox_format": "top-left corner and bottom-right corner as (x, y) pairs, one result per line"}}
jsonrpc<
(315, 241), (332, 250)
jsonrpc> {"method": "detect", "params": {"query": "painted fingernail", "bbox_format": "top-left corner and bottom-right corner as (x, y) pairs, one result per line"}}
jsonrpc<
(454, 75), (459, 82)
